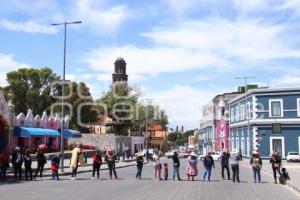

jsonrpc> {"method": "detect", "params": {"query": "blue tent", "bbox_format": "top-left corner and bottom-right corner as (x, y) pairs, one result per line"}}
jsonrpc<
(14, 127), (60, 137)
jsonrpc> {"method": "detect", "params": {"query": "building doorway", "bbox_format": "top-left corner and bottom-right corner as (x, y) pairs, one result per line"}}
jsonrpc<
(270, 136), (285, 158)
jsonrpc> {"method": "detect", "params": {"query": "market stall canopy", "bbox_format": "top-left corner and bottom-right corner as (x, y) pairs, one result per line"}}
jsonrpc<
(14, 127), (60, 137)
(59, 129), (82, 138)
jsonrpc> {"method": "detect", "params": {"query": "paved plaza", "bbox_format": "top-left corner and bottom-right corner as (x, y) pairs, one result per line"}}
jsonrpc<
(0, 158), (299, 200)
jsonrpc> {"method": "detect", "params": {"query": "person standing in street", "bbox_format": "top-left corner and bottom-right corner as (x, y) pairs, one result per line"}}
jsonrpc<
(136, 153), (144, 180)
(91, 150), (102, 180)
(186, 152), (198, 181)
(250, 151), (262, 183)
(12, 146), (23, 180)
(270, 151), (282, 184)
(105, 150), (118, 180)
(221, 150), (230, 180)
(203, 152), (215, 181)
(230, 149), (241, 183)
(24, 149), (33, 181)
(163, 163), (169, 180)
(34, 148), (47, 181)
(0, 150), (10, 181)
(70, 145), (82, 180)
(152, 152), (162, 180)
(172, 151), (182, 181)
(51, 153), (62, 180)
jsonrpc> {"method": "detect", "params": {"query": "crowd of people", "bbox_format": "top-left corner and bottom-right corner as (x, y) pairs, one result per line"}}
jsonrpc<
(0, 146), (291, 185)
(148, 149), (290, 185)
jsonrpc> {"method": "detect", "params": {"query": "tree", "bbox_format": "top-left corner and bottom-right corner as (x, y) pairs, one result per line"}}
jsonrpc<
(167, 132), (178, 143)
(97, 84), (169, 136)
(3, 67), (98, 133)
(53, 82), (98, 133)
(3, 68), (59, 115)
(97, 84), (139, 135)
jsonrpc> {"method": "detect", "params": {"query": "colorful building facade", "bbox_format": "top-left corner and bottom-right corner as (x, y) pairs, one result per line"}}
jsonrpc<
(229, 87), (300, 158)
(200, 92), (241, 153)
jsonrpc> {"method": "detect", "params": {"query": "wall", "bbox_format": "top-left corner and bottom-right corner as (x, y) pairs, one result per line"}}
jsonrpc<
(68, 134), (135, 154)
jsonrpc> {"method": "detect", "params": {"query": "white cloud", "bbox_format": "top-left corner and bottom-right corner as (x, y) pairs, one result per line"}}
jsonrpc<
(163, 0), (204, 16)
(0, 19), (57, 34)
(97, 73), (112, 81)
(84, 18), (300, 77)
(72, 0), (130, 34)
(280, 0), (300, 16)
(0, 53), (29, 86)
(65, 74), (76, 82)
(271, 76), (300, 87)
(84, 45), (230, 76)
(232, 0), (274, 13)
(147, 84), (215, 128)
(0, 53), (29, 69)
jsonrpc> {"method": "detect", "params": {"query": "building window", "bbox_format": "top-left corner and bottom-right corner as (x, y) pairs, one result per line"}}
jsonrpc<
(240, 105), (245, 121)
(235, 107), (239, 122)
(297, 98), (300, 117)
(269, 99), (283, 117)
(230, 108), (234, 122)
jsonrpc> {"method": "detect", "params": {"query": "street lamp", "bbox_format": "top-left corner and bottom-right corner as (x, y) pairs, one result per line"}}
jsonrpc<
(235, 76), (256, 154)
(144, 98), (153, 150)
(52, 21), (82, 171)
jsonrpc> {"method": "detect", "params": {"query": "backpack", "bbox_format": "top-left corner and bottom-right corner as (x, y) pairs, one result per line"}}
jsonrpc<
(252, 158), (261, 169)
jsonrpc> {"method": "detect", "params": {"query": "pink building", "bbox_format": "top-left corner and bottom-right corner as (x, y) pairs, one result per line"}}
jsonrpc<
(10, 109), (76, 152)
(214, 93), (240, 152)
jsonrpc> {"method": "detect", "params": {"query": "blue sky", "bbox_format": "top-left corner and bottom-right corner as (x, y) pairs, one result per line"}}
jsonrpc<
(1, 0), (300, 129)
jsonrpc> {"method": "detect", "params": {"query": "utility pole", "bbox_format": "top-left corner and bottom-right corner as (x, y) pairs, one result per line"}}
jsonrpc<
(145, 98), (153, 150)
(51, 21), (82, 171)
(235, 76), (256, 154)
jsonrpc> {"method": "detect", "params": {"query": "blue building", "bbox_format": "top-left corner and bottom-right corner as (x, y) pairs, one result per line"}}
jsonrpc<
(229, 88), (300, 159)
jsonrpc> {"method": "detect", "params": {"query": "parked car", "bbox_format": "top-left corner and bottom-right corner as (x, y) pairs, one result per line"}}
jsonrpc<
(134, 149), (154, 157)
(199, 152), (222, 161)
(287, 152), (300, 162)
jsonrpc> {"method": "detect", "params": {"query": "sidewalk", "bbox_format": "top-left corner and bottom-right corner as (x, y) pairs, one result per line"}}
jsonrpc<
(241, 159), (300, 194)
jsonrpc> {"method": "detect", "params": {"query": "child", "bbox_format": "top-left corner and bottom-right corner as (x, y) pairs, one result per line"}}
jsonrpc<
(24, 150), (33, 181)
(163, 163), (169, 180)
(51, 153), (62, 180)
(279, 168), (290, 185)
(91, 151), (102, 180)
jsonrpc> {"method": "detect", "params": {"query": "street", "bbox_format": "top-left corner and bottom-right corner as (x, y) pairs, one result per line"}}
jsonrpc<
(0, 158), (299, 200)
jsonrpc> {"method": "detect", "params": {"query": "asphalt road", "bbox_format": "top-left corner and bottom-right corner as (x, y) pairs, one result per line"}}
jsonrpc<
(0, 158), (299, 200)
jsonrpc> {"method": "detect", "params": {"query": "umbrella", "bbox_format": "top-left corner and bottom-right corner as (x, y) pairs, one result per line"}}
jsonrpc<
(38, 144), (48, 150)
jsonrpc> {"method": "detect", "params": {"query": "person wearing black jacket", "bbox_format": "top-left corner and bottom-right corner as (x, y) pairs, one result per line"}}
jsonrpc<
(221, 150), (230, 180)
(24, 149), (33, 181)
(203, 152), (215, 181)
(172, 152), (182, 181)
(105, 150), (118, 180)
(270, 151), (282, 184)
(34, 149), (47, 180)
(11, 147), (23, 180)
(136, 153), (144, 180)
(91, 151), (102, 180)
